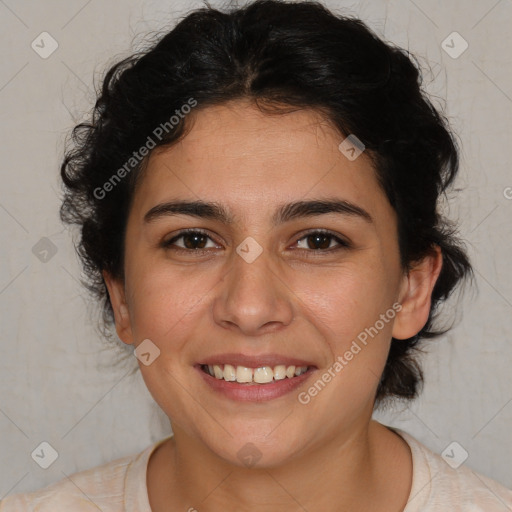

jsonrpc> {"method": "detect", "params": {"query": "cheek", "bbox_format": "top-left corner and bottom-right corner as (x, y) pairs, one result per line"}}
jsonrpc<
(301, 258), (400, 409)
(292, 259), (398, 413)
(297, 268), (395, 421)
(123, 257), (219, 427)
(125, 253), (220, 339)
(295, 259), (397, 350)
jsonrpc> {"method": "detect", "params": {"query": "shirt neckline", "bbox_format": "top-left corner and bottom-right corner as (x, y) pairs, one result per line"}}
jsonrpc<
(126, 428), (429, 512)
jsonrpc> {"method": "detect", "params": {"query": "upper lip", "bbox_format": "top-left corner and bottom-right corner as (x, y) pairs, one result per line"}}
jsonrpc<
(198, 353), (316, 368)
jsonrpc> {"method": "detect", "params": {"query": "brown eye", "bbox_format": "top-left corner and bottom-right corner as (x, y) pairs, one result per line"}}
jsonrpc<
(295, 230), (350, 252)
(162, 230), (218, 251)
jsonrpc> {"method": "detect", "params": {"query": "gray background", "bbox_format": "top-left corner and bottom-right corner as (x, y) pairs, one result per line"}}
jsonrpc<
(0, 0), (511, 496)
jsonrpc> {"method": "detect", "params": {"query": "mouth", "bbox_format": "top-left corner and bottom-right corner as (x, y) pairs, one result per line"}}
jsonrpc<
(199, 363), (311, 384)
(194, 354), (317, 402)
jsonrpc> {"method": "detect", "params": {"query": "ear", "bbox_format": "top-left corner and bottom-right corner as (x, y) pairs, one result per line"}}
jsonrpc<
(102, 270), (134, 345)
(392, 245), (443, 340)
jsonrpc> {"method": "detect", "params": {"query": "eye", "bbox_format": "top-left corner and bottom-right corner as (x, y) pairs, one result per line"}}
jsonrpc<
(161, 229), (219, 252)
(161, 228), (350, 254)
(294, 230), (350, 252)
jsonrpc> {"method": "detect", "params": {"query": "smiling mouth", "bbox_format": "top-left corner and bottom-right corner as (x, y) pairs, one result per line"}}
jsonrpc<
(199, 363), (313, 384)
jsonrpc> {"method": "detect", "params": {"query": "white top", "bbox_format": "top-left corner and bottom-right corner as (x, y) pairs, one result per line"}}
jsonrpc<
(1, 428), (511, 511)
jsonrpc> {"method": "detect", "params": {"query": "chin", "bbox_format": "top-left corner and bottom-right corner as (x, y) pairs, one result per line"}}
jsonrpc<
(209, 430), (305, 470)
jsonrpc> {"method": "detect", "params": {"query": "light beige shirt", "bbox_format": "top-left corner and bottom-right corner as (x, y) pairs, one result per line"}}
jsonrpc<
(1, 429), (511, 511)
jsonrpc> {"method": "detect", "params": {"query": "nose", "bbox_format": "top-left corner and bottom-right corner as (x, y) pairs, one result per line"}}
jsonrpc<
(212, 245), (295, 336)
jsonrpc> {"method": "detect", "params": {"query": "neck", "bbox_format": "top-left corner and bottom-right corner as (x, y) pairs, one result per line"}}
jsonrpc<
(148, 419), (412, 511)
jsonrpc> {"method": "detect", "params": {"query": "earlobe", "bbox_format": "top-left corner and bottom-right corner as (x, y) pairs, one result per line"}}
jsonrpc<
(102, 270), (134, 345)
(392, 246), (443, 340)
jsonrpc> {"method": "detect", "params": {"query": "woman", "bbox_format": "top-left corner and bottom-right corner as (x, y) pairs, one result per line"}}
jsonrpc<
(2, 1), (510, 510)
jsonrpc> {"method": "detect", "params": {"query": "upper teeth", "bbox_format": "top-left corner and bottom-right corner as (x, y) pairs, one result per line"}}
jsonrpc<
(205, 364), (308, 383)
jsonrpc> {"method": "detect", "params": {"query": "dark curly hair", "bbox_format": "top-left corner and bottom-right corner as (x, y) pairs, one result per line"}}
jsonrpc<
(60, 0), (473, 407)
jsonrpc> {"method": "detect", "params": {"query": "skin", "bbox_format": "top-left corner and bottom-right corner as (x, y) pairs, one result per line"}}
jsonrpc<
(104, 99), (442, 511)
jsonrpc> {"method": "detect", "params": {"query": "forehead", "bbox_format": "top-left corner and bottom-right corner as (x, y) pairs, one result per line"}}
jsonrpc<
(129, 100), (391, 227)
(173, 100), (340, 161)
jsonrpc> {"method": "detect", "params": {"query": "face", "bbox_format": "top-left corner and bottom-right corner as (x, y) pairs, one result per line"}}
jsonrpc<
(105, 99), (440, 468)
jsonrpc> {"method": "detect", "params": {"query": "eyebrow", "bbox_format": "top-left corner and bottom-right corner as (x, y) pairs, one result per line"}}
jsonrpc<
(143, 198), (373, 226)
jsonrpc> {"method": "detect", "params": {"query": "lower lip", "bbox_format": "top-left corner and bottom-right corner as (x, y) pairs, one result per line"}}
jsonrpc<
(195, 365), (316, 402)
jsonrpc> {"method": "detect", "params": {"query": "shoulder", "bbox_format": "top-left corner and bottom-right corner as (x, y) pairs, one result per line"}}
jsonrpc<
(395, 429), (512, 511)
(0, 444), (152, 512)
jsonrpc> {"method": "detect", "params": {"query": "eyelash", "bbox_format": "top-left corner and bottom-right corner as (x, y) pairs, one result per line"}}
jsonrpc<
(161, 228), (350, 255)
